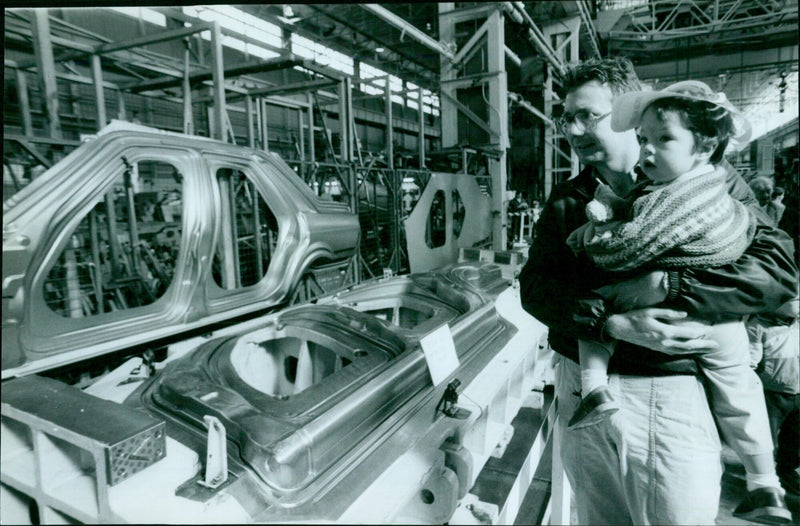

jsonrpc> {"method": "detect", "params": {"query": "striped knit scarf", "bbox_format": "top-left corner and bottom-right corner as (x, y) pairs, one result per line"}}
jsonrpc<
(586, 166), (756, 272)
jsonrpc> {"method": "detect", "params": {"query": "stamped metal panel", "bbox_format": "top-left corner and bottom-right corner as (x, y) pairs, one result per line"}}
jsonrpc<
(405, 172), (492, 274)
(2, 121), (358, 379)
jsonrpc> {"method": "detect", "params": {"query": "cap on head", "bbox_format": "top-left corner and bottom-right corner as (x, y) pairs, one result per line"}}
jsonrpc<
(611, 80), (751, 145)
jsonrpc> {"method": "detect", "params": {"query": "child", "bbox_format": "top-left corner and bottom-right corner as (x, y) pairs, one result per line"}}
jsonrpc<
(567, 80), (791, 525)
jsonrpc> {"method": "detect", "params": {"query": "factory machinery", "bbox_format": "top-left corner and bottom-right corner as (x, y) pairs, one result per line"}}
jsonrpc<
(2, 123), (552, 525)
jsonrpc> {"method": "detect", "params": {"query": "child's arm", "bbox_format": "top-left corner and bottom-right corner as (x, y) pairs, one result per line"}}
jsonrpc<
(594, 271), (670, 312)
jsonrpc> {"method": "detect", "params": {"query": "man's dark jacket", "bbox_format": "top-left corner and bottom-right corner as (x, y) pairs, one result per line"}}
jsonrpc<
(519, 163), (798, 376)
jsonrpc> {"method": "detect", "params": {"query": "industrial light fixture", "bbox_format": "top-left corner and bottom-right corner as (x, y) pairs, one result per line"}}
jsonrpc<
(376, 47), (385, 53)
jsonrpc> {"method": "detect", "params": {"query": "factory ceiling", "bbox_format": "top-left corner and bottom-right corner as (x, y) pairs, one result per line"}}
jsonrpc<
(238, 1), (798, 133)
(4, 2), (798, 136)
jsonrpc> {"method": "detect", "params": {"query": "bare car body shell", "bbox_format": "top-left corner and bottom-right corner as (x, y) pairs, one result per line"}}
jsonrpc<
(2, 121), (359, 379)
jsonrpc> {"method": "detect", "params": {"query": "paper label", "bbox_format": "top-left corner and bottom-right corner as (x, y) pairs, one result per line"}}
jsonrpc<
(419, 324), (460, 386)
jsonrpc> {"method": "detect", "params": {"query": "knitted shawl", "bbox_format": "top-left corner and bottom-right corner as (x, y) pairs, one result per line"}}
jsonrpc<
(585, 166), (756, 272)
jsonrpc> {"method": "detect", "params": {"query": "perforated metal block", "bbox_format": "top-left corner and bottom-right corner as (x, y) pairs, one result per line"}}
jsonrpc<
(2, 375), (166, 486)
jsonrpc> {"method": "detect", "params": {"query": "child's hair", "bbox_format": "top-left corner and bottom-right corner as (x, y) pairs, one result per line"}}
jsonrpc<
(562, 57), (642, 97)
(646, 97), (735, 164)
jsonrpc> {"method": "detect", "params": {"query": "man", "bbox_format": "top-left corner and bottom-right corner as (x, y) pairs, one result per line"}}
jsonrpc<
(519, 57), (797, 525)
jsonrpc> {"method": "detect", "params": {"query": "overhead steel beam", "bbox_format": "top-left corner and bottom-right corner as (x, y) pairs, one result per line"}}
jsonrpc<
(452, 17), (490, 65)
(438, 90), (497, 138)
(298, 60), (345, 80)
(94, 23), (210, 55)
(156, 7), (290, 59)
(505, 2), (567, 77)
(508, 92), (553, 127)
(575, 0), (601, 58)
(439, 4), (501, 23)
(124, 56), (304, 93)
(362, 4), (455, 61)
(239, 79), (339, 100)
(635, 46), (799, 80)
(505, 46), (521, 67)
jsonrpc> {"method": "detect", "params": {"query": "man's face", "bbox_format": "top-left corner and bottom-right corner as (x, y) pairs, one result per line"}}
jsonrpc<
(562, 81), (639, 174)
(638, 108), (711, 184)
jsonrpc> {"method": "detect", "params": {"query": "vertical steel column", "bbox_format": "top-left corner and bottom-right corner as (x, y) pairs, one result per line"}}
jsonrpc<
(486, 9), (509, 250)
(183, 38), (194, 135)
(385, 78), (393, 170)
(260, 99), (269, 152)
(307, 94), (315, 165)
(345, 77), (354, 163)
(91, 54), (107, 129)
(246, 96), (255, 148)
(90, 54), (107, 310)
(210, 21), (226, 142)
(297, 105), (305, 177)
(30, 9), (61, 139)
(15, 69), (33, 136)
(338, 79), (349, 163)
(440, 5), (508, 250)
(260, 99), (269, 151)
(418, 86), (425, 168)
(438, 3), (458, 149)
(543, 17), (580, 199)
(116, 90), (126, 120)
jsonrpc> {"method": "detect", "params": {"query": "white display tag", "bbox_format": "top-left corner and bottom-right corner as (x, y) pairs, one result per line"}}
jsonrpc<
(419, 324), (460, 386)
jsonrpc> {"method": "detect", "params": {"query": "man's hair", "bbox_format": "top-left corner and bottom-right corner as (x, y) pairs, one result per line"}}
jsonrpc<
(749, 176), (775, 205)
(647, 97), (735, 165)
(773, 186), (785, 198)
(561, 57), (642, 97)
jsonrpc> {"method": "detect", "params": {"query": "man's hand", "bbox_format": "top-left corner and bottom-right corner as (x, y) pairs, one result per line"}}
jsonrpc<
(604, 308), (718, 354)
(595, 271), (668, 311)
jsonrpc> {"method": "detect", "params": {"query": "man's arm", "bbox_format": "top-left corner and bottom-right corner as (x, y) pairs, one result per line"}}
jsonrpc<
(670, 223), (797, 320)
(519, 187), (605, 342)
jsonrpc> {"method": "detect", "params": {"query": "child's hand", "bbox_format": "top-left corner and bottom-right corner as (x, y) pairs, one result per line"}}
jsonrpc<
(586, 199), (614, 223)
(567, 223), (591, 254)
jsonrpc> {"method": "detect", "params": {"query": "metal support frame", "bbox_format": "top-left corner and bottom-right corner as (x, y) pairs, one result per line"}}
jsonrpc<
(339, 78), (351, 163)
(418, 87), (425, 168)
(30, 9), (62, 139)
(503, 3), (566, 77)
(362, 4), (455, 61)
(182, 38), (194, 135)
(94, 23), (210, 56)
(543, 17), (580, 200)
(385, 78), (393, 170)
(307, 94), (315, 166)
(15, 68), (33, 136)
(439, 4), (508, 251)
(210, 21), (226, 142)
(246, 96), (255, 148)
(91, 54), (107, 129)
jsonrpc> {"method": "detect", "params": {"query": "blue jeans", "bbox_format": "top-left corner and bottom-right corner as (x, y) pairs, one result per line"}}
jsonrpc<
(555, 355), (723, 525)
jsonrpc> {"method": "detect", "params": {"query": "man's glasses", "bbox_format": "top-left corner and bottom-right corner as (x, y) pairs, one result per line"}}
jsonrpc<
(553, 110), (612, 134)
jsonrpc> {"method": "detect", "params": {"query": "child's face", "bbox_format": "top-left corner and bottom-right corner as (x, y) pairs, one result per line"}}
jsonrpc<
(637, 107), (713, 183)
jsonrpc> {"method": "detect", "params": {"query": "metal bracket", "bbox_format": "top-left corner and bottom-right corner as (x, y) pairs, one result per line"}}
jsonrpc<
(198, 415), (228, 489)
(437, 379), (470, 420)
